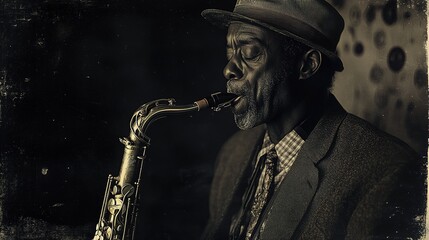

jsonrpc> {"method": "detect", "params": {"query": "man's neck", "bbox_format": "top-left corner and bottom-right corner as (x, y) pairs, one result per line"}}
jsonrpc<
(266, 92), (329, 144)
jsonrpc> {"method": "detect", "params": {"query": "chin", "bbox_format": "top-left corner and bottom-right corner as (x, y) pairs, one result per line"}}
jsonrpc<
(234, 112), (262, 130)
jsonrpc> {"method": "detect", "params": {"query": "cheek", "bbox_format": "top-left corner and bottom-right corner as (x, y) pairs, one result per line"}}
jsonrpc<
(244, 56), (280, 104)
(253, 70), (276, 101)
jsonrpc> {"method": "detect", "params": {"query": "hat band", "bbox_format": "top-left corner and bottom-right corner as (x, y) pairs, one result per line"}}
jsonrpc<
(234, 5), (336, 52)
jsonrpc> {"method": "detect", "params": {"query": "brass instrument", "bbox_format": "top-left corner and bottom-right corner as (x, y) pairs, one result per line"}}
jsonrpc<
(93, 92), (237, 240)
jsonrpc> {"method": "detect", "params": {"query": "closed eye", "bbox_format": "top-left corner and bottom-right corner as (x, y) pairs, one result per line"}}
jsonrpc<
(241, 45), (262, 61)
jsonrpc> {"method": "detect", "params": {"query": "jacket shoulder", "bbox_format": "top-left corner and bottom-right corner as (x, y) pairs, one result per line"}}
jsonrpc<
(338, 115), (425, 239)
(204, 125), (266, 238)
(218, 125), (265, 159)
(214, 124), (265, 175)
(339, 113), (419, 161)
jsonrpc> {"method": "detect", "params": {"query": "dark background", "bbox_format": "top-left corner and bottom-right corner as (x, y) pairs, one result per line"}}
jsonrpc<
(0, 0), (426, 239)
(1, 0), (238, 239)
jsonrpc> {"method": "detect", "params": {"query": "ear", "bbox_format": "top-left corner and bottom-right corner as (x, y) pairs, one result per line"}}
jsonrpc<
(299, 49), (322, 80)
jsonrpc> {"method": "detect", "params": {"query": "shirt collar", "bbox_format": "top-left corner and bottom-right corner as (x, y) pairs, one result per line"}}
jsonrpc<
(256, 129), (304, 164)
(256, 107), (323, 163)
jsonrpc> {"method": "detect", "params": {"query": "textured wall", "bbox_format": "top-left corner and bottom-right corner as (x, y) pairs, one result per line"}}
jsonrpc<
(328, 0), (427, 156)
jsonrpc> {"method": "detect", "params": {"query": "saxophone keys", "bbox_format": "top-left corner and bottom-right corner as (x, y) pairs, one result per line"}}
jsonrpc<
(107, 198), (123, 215)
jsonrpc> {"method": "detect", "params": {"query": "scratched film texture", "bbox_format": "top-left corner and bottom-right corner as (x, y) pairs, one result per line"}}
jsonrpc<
(0, 0), (426, 239)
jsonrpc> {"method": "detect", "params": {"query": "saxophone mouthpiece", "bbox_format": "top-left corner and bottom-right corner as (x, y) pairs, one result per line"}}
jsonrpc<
(194, 92), (238, 111)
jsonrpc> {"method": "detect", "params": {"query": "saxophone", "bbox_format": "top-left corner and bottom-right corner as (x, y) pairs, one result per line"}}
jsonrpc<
(93, 92), (237, 240)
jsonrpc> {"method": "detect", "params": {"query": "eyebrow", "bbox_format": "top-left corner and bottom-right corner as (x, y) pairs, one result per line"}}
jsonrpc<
(226, 35), (264, 48)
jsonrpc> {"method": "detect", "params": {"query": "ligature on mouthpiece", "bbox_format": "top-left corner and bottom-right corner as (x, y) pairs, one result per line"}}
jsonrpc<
(194, 92), (238, 111)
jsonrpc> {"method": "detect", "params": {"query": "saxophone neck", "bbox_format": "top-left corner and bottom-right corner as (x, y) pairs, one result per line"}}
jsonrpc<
(130, 92), (238, 144)
(129, 98), (198, 144)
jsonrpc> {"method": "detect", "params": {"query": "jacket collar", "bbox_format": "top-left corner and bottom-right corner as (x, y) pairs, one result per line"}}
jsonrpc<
(211, 94), (347, 239)
(259, 94), (347, 239)
(300, 94), (347, 164)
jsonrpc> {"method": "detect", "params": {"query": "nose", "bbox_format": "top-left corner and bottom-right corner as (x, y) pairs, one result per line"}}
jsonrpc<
(223, 57), (243, 81)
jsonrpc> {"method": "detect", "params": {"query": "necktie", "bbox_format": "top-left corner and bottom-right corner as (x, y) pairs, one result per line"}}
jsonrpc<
(230, 148), (278, 240)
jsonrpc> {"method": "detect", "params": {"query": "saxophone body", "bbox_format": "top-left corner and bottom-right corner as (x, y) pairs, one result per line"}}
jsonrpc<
(93, 92), (237, 240)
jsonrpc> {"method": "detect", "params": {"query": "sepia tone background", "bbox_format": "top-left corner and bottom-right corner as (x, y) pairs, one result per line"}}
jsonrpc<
(0, 0), (426, 239)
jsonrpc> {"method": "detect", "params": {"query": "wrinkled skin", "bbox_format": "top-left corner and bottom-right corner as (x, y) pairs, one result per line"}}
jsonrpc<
(224, 22), (302, 131)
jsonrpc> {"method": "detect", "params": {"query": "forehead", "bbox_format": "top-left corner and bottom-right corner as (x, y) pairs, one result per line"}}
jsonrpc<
(226, 22), (273, 43)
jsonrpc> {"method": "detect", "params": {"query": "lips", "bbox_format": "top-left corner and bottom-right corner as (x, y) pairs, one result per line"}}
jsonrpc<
(232, 95), (242, 105)
(227, 81), (248, 115)
(230, 95), (247, 115)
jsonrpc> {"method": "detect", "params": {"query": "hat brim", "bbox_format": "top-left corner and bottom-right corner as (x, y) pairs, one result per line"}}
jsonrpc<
(202, 9), (344, 72)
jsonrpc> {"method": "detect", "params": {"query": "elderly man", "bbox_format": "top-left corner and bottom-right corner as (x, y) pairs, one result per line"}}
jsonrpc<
(200, 0), (424, 239)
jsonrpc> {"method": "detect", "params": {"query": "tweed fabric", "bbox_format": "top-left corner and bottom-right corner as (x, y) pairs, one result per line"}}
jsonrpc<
(201, 95), (424, 240)
(232, 130), (304, 239)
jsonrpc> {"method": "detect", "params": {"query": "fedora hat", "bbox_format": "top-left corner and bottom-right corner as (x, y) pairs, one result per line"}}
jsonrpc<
(202, 0), (345, 71)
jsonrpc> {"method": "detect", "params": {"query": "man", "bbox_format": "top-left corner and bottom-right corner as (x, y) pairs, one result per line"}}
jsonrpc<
(200, 0), (425, 239)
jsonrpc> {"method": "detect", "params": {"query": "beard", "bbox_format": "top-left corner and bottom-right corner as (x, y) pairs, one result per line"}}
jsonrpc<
(227, 80), (262, 130)
(227, 56), (299, 130)
(227, 66), (293, 130)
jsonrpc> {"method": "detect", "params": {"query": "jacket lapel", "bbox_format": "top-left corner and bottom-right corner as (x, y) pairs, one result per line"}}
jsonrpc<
(210, 125), (266, 238)
(260, 95), (347, 240)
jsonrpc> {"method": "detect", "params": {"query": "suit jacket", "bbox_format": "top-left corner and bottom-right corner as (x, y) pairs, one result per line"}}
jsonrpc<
(202, 95), (425, 240)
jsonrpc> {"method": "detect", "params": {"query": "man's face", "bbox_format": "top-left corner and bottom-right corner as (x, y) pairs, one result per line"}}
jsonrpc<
(225, 22), (300, 130)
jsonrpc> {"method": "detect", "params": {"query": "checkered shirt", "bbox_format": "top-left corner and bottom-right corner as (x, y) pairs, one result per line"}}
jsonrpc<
(256, 130), (305, 186)
(240, 130), (305, 239)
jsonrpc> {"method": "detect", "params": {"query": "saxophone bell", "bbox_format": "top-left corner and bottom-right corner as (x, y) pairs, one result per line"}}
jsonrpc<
(93, 92), (237, 240)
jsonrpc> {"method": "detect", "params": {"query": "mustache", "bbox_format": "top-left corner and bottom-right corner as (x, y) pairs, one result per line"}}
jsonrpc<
(226, 80), (249, 96)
